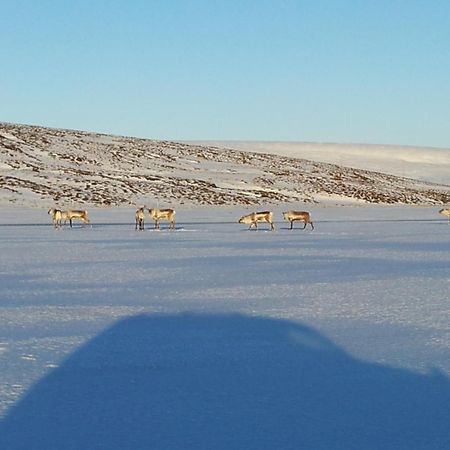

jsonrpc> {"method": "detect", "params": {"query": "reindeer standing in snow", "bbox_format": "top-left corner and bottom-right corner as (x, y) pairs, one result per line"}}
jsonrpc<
(439, 208), (450, 224)
(148, 208), (176, 230)
(135, 207), (145, 230)
(282, 210), (314, 230)
(238, 211), (275, 231)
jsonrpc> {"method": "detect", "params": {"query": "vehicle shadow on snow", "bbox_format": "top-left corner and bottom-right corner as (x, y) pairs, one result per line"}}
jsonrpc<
(1, 313), (449, 450)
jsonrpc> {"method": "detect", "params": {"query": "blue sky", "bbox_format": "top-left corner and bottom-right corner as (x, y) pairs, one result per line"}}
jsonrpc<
(1, 0), (450, 147)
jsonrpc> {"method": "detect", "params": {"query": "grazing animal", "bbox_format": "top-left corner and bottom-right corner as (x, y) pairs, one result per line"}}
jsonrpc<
(48, 208), (63, 228)
(282, 210), (314, 230)
(135, 207), (145, 230)
(238, 211), (275, 231)
(148, 208), (176, 230)
(63, 210), (90, 228)
(439, 208), (450, 223)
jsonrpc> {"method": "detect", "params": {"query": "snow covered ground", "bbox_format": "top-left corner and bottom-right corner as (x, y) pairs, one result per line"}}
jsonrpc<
(193, 141), (450, 185)
(0, 205), (449, 449)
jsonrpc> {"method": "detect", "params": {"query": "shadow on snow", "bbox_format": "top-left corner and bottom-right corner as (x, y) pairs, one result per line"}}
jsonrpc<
(1, 313), (449, 450)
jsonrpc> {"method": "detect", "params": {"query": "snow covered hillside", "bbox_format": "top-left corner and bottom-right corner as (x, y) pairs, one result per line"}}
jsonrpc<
(1, 123), (449, 208)
(0, 206), (449, 449)
(195, 140), (450, 185)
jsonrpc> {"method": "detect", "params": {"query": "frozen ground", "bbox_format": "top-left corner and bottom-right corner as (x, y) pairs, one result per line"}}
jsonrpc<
(0, 205), (449, 449)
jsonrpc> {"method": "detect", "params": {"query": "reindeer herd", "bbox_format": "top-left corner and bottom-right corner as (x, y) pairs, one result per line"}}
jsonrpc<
(237, 210), (314, 231)
(47, 207), (450, 230)
(47, 206), (314, 231)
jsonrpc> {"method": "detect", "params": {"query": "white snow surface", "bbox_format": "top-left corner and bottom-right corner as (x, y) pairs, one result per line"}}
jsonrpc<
(192, 141), (450, 185)
(0, 205), (450, 449)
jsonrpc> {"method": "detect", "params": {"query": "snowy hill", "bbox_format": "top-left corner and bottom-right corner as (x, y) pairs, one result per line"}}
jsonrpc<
(193, 141), (450, 186)
(1, 122), (449, 207)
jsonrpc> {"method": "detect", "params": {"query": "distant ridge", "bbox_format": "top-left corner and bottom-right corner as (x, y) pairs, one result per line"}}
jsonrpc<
(190, 140), (450, 186)
(1, 123), (449, 207)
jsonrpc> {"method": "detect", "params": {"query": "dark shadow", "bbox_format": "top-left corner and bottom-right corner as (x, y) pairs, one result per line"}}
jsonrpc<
(1, 313), (449, 450)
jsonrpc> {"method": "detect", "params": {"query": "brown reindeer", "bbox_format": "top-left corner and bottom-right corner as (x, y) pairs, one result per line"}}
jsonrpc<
(282, 210), (314, 230)
(48, 208), (63, 228)
(135, 207), (145, 230)
(148, 208), (176, 230)
(439, 208), (450, 224)
(238, 211), (275, 231)
(63, 210), (90, 228)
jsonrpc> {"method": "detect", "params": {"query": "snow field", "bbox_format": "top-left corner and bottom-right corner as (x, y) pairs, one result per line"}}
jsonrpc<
(0, 205), (449, 449)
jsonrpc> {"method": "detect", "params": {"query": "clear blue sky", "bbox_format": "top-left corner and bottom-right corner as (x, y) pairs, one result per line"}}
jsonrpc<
(1, 0), (450, 147)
